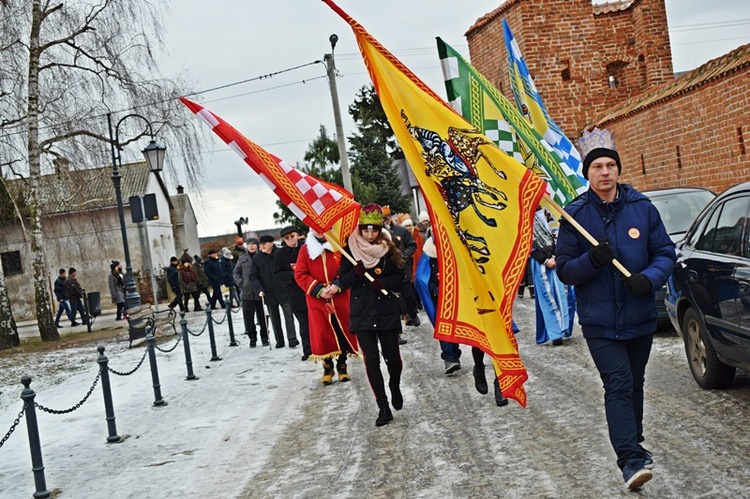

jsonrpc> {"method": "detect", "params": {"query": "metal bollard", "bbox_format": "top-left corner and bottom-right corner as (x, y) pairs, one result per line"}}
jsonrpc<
(20, 376), (51, 499)
(145, 327), (167, 406)
(96, 346), (122, 443)
(225, 295), (239, 347)
(205, 309), (221, 361)
(180, 313), (198, 380)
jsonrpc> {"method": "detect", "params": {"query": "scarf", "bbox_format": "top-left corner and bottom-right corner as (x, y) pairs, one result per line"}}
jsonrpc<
(180, 268), (196, 284)
(348, 228), (391, 268)
(306, 235), (333, 261)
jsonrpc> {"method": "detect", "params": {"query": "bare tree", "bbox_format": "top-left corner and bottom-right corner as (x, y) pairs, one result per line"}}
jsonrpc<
(0, 0), (205, 344)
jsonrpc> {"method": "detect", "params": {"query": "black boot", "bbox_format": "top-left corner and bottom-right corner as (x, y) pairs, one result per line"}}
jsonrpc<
(389, 380), (403, 410)
(473, 363), (488, 395)
(493, 377), (509, 407)
(375, 399), (393, 427)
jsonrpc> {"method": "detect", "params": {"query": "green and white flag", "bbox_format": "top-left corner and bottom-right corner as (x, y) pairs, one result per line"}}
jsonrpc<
(437, 37), (584, 206)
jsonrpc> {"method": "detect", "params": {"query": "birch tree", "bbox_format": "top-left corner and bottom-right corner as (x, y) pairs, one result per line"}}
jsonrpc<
(0, 0), (205, 344)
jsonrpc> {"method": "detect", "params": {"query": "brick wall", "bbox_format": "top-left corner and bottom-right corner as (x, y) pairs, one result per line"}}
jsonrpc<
(467, 0), (673, 138)
(610, 67), (750, 193)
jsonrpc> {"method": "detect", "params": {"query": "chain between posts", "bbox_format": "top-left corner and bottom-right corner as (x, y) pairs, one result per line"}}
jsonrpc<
(185, 315), (208, 336)
(154, 334), (183, 353)
(35, 369), (102, 415)
(211, 310), (227, 325)
(107, 348), (149, 376)
(0, 403), (26, 450)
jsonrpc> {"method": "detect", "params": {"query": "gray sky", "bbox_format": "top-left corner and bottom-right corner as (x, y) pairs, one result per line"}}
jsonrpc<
(157, 0), (750, 237)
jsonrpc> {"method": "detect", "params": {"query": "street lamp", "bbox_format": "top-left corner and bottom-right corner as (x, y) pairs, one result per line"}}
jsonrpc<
(107, 113), (167, 310)
(323, 33), (353, 193)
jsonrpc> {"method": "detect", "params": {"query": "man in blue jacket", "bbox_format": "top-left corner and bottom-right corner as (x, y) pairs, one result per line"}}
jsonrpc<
(556, 133), (675, 492)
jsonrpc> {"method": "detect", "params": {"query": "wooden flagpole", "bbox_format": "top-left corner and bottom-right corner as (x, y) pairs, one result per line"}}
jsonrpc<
(322, 231), (390, 295)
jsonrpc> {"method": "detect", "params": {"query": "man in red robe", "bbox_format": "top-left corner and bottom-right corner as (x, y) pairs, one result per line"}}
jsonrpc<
(294, 229), (359, 384)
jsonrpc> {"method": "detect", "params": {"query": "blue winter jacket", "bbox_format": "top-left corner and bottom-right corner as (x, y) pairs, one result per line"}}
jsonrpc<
(556, 184), (675, 340)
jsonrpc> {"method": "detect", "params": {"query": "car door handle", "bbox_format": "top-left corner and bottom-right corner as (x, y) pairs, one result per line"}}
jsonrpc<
(688, 270), (699, 283)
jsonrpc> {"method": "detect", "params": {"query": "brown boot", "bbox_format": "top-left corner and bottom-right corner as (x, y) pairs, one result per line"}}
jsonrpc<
(321, 359), (334, 385)
(337, 362), (351, 382)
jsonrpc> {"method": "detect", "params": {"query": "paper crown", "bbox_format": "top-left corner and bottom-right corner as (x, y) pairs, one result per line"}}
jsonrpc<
(577, 127), (616, 158)
(381, 205), (392, 216)
(359, 203), (384, 226)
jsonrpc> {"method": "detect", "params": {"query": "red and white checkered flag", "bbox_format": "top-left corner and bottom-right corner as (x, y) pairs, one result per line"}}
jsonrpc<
(180, 98), (360, 246)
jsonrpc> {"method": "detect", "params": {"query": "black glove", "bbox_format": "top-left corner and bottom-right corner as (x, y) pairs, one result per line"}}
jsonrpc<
(626, 273), (652, 296)
(370, 279), (385, 291)
(353, 260), (366, 277)
(590, 241), (614, 268)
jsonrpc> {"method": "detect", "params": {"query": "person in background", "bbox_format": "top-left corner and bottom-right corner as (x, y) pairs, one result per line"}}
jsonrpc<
(417, 210), (431, 240)
(234, 241), (268, 347)
(382, 205), (419, 342)
(556, 131), (675, 491)
(517, 259), (534, 299)
(274, 226), (312, 360)
(220, 248), (238, 307)
(294, 228), (358, 383)
(332, 204), (405, 427)
(246, 237), (259, 257)
(166, 256), (184, 311)
(179, 256), (203, 312)
(108, 260), (126, 321)
(64, 267), (88, 326)
(203, 249), (226, 310)
(251, 235), (299, 348)
(53, 268), (74, 328)
(401, 216), (424, 312)
(193, 255), (212, 306)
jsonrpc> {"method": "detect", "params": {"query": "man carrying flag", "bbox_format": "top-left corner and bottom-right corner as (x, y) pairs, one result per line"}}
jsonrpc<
(322, 0), (547, 406)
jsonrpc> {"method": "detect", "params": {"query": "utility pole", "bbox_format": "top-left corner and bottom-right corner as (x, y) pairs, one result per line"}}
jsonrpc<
(324, 34), (353, 193)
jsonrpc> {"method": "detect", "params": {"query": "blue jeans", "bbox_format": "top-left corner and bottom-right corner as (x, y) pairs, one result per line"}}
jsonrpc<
(55, 300), (73, 325)
(439, 341), (461, 362)
(586, 334), (653, 469)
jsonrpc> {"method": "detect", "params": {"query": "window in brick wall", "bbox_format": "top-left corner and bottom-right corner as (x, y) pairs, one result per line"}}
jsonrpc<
(560, 60), (571, 81)
(676, 145), (682, 169)
(1, 250), (22, 275)
(641, 155), (646, 175)
(606, 60), (629, 89)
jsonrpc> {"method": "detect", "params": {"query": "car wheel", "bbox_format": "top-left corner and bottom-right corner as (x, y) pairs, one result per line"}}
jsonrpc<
(681, 307), (735, 389)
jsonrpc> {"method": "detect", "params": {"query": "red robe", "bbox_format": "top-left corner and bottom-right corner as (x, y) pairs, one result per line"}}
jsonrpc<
(294, 242), (358, 360)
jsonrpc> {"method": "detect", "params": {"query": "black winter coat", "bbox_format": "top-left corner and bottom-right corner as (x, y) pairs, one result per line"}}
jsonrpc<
(166, 263), (180, 293)
(337, 247), (403, 332)
(250, 248), (289, 306)
(273, 243), (307, 312)
(203, 257), (222, 287)
(54, 276), (67, 301)
(386, 224), (416, 281)
(219, 257), (235, 287)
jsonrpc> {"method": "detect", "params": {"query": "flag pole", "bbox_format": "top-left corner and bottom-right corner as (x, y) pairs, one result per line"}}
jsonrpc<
(542, 193), (632, 277)
(323, 231), (390, 296)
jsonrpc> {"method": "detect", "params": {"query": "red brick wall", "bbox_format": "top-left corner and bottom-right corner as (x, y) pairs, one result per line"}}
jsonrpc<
(467, 0), (673, 138)
(610, 67), (750, 193)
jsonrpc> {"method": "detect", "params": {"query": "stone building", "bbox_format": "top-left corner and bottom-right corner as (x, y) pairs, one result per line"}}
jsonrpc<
(0, 162), (200, 320)
(465, 0), (749, 193)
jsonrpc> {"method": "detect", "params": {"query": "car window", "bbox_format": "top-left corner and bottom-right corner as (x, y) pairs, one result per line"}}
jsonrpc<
(703, 197), (749, 255)
(650, 191), (715, 236)
(695, 204), (722, 251)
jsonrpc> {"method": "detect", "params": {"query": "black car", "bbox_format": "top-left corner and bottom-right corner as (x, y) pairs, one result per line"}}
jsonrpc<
(642, 187), (715, 324)
(666, 181), (750, 388)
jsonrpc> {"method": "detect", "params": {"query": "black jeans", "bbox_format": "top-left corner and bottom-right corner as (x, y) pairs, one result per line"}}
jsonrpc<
(209, 285), (226, 309)
(586, 334), (653, 469)
(183, 291), (202, 311)
(293, 310), (311, 356)
(356, 328), (402, 401)
(267, 301), (296, 346)
(399, 281), (418, 320)
(241, 300), (268, 342)
(69, 298), (88, 324)
(169, 287), (184, 311)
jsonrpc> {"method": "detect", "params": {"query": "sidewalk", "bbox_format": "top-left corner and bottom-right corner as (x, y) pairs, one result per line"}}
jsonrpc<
(17, 305), (153, 340)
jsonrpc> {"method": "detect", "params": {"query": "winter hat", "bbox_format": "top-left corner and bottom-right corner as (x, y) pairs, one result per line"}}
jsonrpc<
(358, 203), (384, 228)
(193, 255), (202, 263)
(578, 127), (620, 180)
(208, 249), (218, 255)
(170, 257), (178, 263)
(110, 260), (120, 271)
(259, 235), (275, 244)
(423, 237), (437, 259)
(221, 247), (233, 259)
(246, 237), (259, 245)
(418, 211), (430, 223)
(401, 217), (414, 228)
(280, 226), (297, 237)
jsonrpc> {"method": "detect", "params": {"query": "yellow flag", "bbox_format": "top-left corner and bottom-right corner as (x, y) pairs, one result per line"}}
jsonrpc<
(323, 1), (546, 406)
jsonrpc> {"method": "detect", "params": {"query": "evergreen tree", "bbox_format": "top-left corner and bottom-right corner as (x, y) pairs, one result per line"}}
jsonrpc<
(347, 85), (411, 213)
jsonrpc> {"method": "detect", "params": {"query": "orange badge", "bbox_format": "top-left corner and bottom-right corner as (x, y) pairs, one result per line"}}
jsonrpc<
(628, 227), (640, 239)
(374, 268), (382, 275)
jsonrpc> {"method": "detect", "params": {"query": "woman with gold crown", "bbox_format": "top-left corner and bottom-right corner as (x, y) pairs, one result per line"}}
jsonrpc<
(329, 203), (406, 426)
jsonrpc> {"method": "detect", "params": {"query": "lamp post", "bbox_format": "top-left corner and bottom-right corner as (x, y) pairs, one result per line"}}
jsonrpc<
(323, 33), (353, 193)
(107, 113), (166, 310)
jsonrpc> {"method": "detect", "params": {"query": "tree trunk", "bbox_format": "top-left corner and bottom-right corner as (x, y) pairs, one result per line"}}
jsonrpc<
(0, 264), (20, 350)
(27, 0), (58, 342)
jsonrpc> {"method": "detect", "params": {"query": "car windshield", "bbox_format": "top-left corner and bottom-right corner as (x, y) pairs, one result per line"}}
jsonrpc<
(647, 190), (715, 238)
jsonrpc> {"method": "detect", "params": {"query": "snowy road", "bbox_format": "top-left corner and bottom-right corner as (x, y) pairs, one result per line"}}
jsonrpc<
(2, 300), (750, 498)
